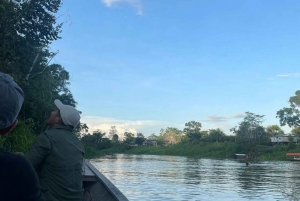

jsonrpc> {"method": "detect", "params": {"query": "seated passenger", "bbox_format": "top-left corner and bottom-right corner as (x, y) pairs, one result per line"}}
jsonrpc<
(0, 72), (44, 201)
(26, 99), (84, 201)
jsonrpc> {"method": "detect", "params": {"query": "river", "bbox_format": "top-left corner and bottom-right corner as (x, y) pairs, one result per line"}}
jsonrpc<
(90, 154), (300, 201)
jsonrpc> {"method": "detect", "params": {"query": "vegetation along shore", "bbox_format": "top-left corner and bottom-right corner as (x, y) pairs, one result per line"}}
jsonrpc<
(1, 0), (300, 163)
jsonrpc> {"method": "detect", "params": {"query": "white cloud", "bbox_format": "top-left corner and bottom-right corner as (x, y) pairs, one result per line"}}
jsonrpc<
(276, 73), (300, 77)
(228, 113), (247, 119)
(81, 116), (169, 137)
(203, 113), (246, 123)
(101, 0), (143, 15)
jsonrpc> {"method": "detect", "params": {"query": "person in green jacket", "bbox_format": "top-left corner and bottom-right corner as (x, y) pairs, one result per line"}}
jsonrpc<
(26, 99), (84, 201)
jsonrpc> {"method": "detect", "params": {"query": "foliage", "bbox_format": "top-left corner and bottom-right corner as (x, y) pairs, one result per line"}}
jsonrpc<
(0, 119), (36, 153)
(148, 133), (158, 140)
(291, 127), (300, 136)
(84, 146), (125, 159)
(183, 121), (202, 143)
(124, 142), (238, 159)
(81, 130), (112, 150)
(0, 0), (89, 152)
(265, 125), (284, 137)
(0, 0), (75, 132)
(277, 90), (300, 128)
(135, 133), (146, 146)
(112, 134), (119, 143)
(109, 126), (117, 139)
(74, 123), (89, 139)
(159, 127), (182, 145)
(208, 128), (225, 142)
(200, 130), (209, 138)
(230, 112), (267, 156)
(123, 132), (135, 145)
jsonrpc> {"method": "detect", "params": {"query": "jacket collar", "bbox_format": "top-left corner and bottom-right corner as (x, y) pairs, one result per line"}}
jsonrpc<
(47, 125), (73, 132)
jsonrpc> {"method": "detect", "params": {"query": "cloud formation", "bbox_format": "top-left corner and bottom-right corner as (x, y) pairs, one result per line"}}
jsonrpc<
(101, 0), (143, 15)
(203, 113), (246, 123)
(276, 73), (300, 77)
(81, 116), (168, 138)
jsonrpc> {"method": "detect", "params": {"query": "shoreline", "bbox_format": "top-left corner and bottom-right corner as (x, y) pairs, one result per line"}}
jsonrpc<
(84, 142), (300, 161)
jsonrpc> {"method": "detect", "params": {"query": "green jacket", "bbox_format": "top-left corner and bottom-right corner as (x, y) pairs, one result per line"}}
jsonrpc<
(26, 125), (84, 201)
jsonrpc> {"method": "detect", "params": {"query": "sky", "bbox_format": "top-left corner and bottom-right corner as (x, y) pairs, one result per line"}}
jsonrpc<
(50, 0), (300, 137)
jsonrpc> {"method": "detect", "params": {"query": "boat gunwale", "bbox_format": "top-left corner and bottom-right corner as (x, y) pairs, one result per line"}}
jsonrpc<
(84, 159), (129, 201)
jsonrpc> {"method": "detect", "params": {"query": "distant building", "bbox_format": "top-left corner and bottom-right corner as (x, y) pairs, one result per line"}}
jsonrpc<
(143, 139), (157, 146)
(270, 134), (300, 144)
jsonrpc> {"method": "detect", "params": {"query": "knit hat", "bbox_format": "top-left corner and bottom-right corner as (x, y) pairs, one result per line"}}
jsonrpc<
(0, 72), (24, 131)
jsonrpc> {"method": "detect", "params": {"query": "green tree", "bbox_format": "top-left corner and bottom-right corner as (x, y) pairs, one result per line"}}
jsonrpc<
(277, 90), (300, 128)
(265, 125), (284, 137)
(109, 126), (117, 139)
(208, 128), (225, 142)
(123, 132), (135, 145)
(200, 130), (209, 138)
(236, 112), (265, 141)
(135, 133), (146, 146)
(255, 125), (268, 145)
(159, 127), (182, 145)
(232, 112), (265, 156)
(291, 127), (300, 136)
(148, 133), (158, 140)
(112, 134), (119, 142)
(75, 123), (89, 139)
(81, 130), (112, 150)
(183, 121), (202, 143)
(155, 130), (166, 145)
(0, 119), (36, 153)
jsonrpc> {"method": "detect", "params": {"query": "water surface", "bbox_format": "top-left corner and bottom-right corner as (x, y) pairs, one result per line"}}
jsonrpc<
(91, 154), (300, 201)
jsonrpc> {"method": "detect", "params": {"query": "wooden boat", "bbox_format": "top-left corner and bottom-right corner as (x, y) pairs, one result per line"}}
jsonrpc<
(83, 159), (129, 201)
(286, 153), (300, 161)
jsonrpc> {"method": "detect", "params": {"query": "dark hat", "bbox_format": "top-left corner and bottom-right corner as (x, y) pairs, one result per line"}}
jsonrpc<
(0, 72), (24, 131)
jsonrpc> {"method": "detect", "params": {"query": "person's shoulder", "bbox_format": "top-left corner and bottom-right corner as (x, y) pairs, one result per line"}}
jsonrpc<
(0, 150), (27, 170)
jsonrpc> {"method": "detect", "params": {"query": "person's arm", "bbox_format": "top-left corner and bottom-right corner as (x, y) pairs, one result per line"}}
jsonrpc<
(17, 155), (45, 201)
(26, 133), (51, 171)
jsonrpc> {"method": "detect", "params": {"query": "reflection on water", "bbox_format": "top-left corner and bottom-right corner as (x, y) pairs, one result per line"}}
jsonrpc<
(91, 154), (300, 201)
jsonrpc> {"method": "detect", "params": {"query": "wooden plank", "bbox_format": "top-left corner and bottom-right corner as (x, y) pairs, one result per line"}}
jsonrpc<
(84, 160), (129, 201)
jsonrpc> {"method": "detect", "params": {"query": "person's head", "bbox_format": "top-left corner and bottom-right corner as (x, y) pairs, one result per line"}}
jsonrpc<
(0, 72), (24, 135)
(47, 99), (80, 129)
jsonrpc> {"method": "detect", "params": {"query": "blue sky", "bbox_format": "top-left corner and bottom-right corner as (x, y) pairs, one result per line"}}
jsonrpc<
(51, 0), (300, 136)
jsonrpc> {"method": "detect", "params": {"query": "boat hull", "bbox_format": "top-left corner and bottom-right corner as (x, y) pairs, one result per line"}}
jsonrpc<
(83, 160), (128, 201)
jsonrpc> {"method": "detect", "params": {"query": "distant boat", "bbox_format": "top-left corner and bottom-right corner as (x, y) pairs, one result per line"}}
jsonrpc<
(83, 159), (129, 201)
(286, 153), (300, 161)
(233, 154), (247, 159)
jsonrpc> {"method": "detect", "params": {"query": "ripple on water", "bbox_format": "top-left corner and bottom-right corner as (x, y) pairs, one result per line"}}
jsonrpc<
(90, 155), (300, 201)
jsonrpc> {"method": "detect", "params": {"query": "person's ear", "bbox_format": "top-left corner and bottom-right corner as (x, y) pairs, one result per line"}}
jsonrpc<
(55, 116), (62, 124)
(0, 120), (18, 136)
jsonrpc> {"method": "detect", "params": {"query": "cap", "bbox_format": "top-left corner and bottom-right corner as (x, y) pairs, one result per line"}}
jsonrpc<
(0, 72), (24, 130)
(54, 99), (80, 128)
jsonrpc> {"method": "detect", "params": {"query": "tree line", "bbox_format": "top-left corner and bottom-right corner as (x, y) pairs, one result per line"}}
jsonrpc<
(1, 0), (300, 158)
(81, 90), (300, 158)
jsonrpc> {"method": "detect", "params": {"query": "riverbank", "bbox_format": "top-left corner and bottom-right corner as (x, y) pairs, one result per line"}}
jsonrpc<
(85, 142), (300, 161)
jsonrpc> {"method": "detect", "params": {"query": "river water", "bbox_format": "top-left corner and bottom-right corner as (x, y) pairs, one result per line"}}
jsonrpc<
(90, 154), (300, 201)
